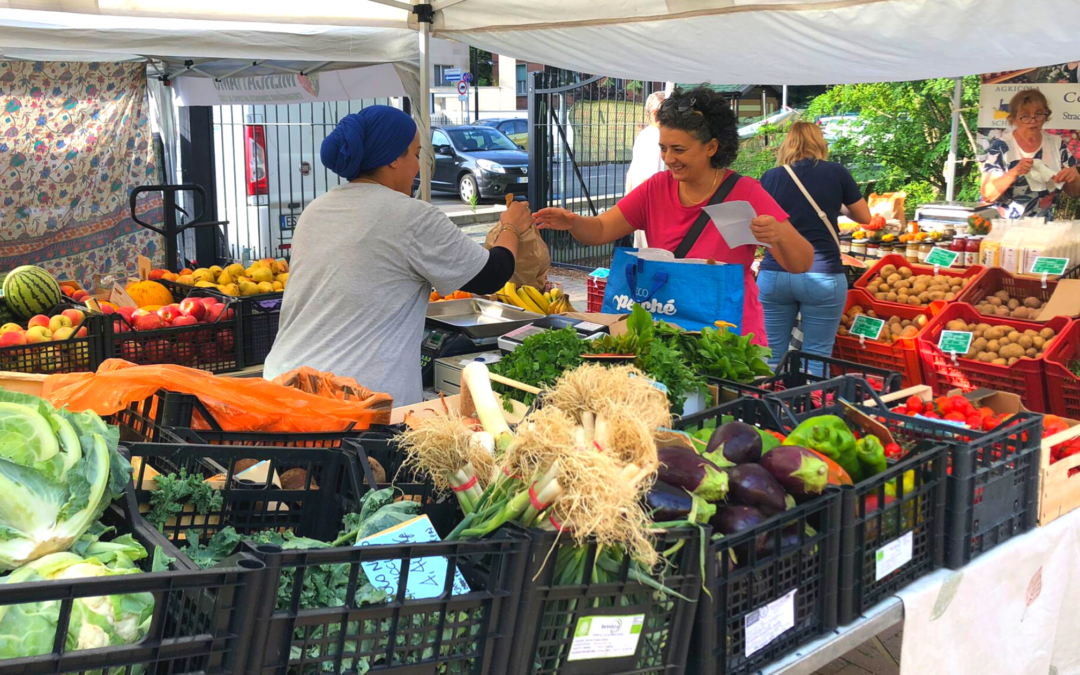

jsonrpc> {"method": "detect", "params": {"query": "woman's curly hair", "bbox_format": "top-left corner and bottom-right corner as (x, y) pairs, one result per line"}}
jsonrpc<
(655, 85), (740, 169)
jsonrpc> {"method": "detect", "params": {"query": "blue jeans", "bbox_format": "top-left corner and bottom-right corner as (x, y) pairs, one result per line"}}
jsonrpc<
(757, 270), (848, 375)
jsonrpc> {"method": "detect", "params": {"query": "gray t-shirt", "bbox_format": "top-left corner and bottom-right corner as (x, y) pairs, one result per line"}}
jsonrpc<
(264, 183), (488, 405)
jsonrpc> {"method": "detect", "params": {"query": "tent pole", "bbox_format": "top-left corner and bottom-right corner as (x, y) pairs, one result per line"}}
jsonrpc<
(945, 76), (962, 203)
(782, 85), (788, 109)
(418, 10), (433, 202)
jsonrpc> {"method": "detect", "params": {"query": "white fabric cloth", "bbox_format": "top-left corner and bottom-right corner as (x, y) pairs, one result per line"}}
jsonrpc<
(990, 128), (1067, 192)
(626, 125), (664, 249)
(264, 183), (488, 406)
(898, 507), (1080, 675)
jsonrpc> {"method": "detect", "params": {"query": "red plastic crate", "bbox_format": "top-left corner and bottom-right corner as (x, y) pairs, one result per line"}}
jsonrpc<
(587, 275), (607, 313)
(918, 303), (1069, 412)
(1043, 319), (1080, 418)
(832, 289), (932, 388)
(854, 254), (984, 313)
(955, 266), (1074, 319)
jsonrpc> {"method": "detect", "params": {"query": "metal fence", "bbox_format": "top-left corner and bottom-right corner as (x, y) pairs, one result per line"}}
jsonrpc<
(527, 70), (664, 269)
(211, 98), (397, 263)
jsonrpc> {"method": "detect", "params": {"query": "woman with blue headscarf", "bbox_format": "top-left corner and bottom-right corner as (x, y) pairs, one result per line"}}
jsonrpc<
(264, 105), (533, 405)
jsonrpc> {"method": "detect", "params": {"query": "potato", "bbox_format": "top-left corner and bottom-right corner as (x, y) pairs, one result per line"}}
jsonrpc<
(908, 296), (922, 306)
(880, 264), (898, 278)
(850, 306), (865, 316)
(890, 322), (903, 335)
(1018, 335), (1034, 349)
(886, 292), (899, 302)
(976, 323), (992, 333)
(1007, 298), (1020, 310)
(983, 328), (1003, 340)
(992, 358), (1008, 365)
(1007, 331), (1021, 342)
(1040, 328), (1056, 339)
(994, 306), (1011, 316)
(875, 292), (887, 300)
(886, 273), (902, 284)
(1024, 329), (1038, 337)
(1025, 347), (1038, 358)
(945, 292), (956, 301)
(899, 267), (913, 279)
(867, 310), (879, 318)
(1032, 336), (1046, 349)
(999, 337), (1011, 347)
(1007, 357), (1020, 366)
(994, 290), (1011, 301)
(901, 319), (912, 327)
(895, 280), (911, 290)
(915, 315), (929, 327)
(879, 283), (890, 293)
(1023, 297), (1042, 309)
(898, 288), (910, 296)
(994, 325), (1012, 333)
(949, 278), (963, 288)
(1000, 344), (1025, 360)
(986, 339), (1001, 353)
(972, 337), (989, 352)
(1011, 307), (1030, 319)
(901, 326), (919, 338)
(976, 303), (993, 314)
(929, 291), (946, 301)
(838, 326), (849, 336)
(987, 296), (1002, 307)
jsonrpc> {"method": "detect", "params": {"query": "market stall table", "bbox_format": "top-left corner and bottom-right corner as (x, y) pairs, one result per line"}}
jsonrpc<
(761, 504), (1080, 675)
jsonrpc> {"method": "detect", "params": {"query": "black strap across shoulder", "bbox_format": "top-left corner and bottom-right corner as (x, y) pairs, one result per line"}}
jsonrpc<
(672, 171), (742, 259)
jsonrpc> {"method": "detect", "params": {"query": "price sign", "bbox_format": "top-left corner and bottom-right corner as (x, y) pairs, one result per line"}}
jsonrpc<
(850, 314), (885, 341)
(924, 247), (959, 268)
(938, 330), (973, 355)
(1030, 257), (1069, 276)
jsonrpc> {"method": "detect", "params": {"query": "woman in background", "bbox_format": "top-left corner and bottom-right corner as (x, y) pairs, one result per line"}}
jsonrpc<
(759, 121), (871, 370)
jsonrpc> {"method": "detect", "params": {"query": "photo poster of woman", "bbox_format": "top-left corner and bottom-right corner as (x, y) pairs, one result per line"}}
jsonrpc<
(977, 62), (1080, 162)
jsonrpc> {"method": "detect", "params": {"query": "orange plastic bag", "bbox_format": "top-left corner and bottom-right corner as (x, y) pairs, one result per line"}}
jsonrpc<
(271, 366), (388, 403)
(42, 360), (393, 433)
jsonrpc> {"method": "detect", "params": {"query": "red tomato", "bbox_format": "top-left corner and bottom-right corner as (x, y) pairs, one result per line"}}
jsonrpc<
(907, 409), (921, 417)
(945, 411), (967, 422)
(894, 406), (908, 414)
(923, 411), (941, 419)
(977, 407), (996, 419)
(966, 414), (983, 428)
(950, 395), (973, 415)
(906, 396), (925, 414)
(983, 416), (1002, 431)
(935, 396), (953, 414)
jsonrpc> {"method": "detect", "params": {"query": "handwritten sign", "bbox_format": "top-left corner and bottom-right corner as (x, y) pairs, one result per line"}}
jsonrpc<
(1030, 257), (1069, 276)
(356, 515), (470, 600)
(924, 247), (959, 268)
(938, 331), (973, 355)
(850, 314), (885, 341)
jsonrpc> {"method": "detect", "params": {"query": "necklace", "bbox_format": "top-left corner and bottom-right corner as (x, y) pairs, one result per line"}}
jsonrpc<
(679, 168), (721, 206)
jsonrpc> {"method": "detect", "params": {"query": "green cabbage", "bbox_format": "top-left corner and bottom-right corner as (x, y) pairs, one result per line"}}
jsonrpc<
(0, 390), (131, 570)
(0, 550), (153, 657)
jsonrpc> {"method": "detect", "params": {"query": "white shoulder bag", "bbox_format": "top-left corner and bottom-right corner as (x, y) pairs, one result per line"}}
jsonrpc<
(782, 164), (842, 250)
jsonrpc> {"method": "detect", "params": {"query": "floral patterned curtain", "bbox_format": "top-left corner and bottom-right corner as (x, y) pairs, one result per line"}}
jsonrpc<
(0, 61), (163, 287)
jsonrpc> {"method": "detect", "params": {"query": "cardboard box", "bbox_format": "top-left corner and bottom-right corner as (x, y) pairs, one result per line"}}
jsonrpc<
(1036, 278), (1080, 321)
(390, 392), (528, 426)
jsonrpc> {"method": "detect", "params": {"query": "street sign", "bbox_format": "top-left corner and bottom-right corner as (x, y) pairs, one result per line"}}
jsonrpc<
(457, 81), (469, 96)
(462, 72), (472, 84)
(444, 68), (462, 83)
(458, 95), (469, 102)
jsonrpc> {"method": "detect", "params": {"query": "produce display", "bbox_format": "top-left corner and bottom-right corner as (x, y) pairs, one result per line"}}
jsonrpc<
(111, 297), (234, 332)
(0, 308), (89, 347)
(125, 279), (175, 308)
(150, 259), (289, 297)
(2, 265), (63, 319)
(838, 304), (928, 342)
(971, 289), (1047, 319)
(862, 262), (972, 306)
(495, 282), (571, 315)
(429, 290), (473, 302)
(936, 319), (1056, 365)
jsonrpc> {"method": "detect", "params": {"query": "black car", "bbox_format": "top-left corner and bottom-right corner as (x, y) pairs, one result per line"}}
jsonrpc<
(423, 125), (529, 203)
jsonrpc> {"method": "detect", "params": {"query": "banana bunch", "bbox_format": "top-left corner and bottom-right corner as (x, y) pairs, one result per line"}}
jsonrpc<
(496, 283), (573, 315)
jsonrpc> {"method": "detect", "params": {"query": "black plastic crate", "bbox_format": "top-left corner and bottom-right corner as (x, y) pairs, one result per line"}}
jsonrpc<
(243, 527), (527, 675)
(0, 305), (106, 374)
(158, 281), (283, 368)
(107, 389), (195, 443)
(0, 498), (264, 675)
(712, 351), (901, 407)
(759, 375), (898, 425)
(676, 393), (797, 436)
(104, 294), (242, 373)
(126, 441), (366, 546)
(493, 525), (702, 675)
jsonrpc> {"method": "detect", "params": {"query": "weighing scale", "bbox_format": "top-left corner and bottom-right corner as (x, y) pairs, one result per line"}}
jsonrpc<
(498, 314), (610, 352)
(914, 202), (996, 234)
(422, 299), (542, 387)
(433, 351), (503, 395)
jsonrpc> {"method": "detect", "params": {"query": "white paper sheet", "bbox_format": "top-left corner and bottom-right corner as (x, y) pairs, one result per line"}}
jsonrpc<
(702, 200), (771, 249)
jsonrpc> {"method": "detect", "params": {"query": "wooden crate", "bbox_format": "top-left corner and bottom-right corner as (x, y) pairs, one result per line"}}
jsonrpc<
(1038, 420), (1080, 526)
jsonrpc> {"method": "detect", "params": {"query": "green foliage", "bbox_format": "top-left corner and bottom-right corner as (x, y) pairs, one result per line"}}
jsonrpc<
(656, 322), (773, 383)
(146, 468), (223, 531)
(491, 327), (587, 408)
(806, 77), (982, 215)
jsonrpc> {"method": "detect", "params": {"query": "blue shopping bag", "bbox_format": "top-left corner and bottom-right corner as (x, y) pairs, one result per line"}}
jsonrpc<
(601, 247), (745, 332)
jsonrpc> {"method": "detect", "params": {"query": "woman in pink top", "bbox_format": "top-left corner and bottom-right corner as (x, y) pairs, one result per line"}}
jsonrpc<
(535, 86), (813, 346)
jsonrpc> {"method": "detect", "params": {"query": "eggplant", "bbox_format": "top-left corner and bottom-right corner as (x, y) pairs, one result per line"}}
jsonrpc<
(705, 421), (762, 465)
(759, 446), (829, 503)
(646, 481), (717, 524)
(727, 464), (788, 516)
(710, 505), (768, 535)
(657, 446), (729, 502)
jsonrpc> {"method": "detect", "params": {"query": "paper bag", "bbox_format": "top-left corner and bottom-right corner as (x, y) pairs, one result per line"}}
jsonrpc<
(868, 191), (907, 226)
(485, 222), (551, 290)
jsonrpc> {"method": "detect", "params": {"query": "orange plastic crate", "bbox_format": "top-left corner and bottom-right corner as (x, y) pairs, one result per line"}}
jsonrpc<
(854, 254), (984, 312)
(832, 288), (932, 388)
(918, 303), (1069, 412)
(1043, 319), (1080, 419)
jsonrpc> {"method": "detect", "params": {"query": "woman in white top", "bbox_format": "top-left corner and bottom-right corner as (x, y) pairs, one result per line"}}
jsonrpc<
(981, 88), (1080, 219)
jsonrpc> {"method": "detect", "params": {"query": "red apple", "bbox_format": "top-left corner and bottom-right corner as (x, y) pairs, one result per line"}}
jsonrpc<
(179, 298), (206, 321)
(148, 269), (167, 281)
(72, 290), (90, 302)
(171, 315), (198, 327)
(157, 304), (183, 324)
(27, 315), (50, 330)
(120, 341), (141, 362)
(0, 331), (26, 347)
(132, 308), (152, 318)
(61, 285), (75, 297)
(0, 323), (22, 335)
(75, 326), (88, 338)
(61, 308), (85, 325)
(25, 326), (53, 343)
(52, 326), (75, 341)
(133, 314), (165, 331)
(116, 306), (137, 321)
(49, 315), (73, 332)
(206, 303), (226, 323)
(199, 297), (218, 310)
(97, 304), (116, 315)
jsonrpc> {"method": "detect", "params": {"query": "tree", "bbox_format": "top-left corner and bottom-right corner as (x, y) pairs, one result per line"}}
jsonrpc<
(806, 77), (981, 214)
(469, 47), (495, 86)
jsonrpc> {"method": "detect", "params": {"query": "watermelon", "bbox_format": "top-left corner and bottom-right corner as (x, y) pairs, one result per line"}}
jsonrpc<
(2, 265), (62, 319)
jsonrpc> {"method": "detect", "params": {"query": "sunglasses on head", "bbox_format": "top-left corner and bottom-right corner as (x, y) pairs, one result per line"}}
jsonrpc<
(662, 97), (700, 114)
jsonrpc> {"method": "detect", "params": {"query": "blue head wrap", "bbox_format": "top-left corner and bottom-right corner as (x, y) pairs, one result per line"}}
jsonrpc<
(320, 105), (417, 180)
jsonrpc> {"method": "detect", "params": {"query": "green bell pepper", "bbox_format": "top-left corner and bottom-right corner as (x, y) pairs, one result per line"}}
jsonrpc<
(783, 415), (861, 481)
(855, 436), (888, 479)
